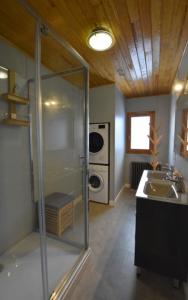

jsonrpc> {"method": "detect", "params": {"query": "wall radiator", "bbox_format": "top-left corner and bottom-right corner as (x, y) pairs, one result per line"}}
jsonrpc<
(131, 162), (152, 190)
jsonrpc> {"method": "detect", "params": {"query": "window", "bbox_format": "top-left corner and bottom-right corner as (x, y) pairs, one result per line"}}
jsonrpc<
(181, 108), (188, 156)
(126, 111), (155, 154)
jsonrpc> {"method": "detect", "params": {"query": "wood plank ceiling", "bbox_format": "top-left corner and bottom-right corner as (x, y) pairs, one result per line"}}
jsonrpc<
(1, 0), (188, 98)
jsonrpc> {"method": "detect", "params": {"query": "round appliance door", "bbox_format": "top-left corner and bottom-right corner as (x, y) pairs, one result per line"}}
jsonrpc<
(89, 173), (104, 192)
(89, 132), (104, 154)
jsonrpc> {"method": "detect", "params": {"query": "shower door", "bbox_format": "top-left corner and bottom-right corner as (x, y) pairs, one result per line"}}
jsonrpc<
(0, 1), (89, 299)
(35, 25), (89, 298)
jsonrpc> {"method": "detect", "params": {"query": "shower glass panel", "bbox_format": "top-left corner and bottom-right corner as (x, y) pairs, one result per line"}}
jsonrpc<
(0, 3), (44, 300)
(40, 32), (87, 296)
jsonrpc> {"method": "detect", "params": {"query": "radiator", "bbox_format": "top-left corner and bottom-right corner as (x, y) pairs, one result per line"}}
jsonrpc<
(131, 162), (152, 190)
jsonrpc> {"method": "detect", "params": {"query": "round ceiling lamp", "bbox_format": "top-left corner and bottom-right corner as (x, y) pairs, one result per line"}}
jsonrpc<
(88, 28), (114, 51)
(173, 81), (184, 92)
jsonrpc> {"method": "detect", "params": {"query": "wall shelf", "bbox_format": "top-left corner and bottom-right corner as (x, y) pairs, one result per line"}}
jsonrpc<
(2, 93), (29, 105)
(0, 70), (30, 127)
(1, 118), (29, 127)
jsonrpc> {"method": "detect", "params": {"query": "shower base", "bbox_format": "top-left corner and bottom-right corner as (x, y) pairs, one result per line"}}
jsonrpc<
(0, 232), (81, 300)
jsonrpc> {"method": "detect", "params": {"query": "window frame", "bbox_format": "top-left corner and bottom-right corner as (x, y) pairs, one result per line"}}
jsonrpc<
(126, 111), (155, 154)
(180, 108), (188, 156)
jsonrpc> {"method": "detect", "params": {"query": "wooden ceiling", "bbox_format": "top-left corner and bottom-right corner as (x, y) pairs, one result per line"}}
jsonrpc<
(1, 0), (188, 98)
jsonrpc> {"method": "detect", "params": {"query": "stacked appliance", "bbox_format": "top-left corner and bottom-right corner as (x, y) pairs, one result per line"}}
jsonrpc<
(89, 123), (109, 204)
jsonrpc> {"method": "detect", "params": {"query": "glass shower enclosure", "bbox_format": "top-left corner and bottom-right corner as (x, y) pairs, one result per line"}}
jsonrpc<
(0, 1), (89, 300)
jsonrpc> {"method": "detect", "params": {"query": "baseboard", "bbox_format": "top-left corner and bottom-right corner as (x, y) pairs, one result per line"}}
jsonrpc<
(109, 200), (115, 206)
(51, 248), (91, 300)
(109, 183), (126, 206)
(125, 183), (131, 189)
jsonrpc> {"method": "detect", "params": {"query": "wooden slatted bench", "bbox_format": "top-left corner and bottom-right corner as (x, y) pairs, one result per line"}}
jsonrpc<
(45, 192), (74, 236)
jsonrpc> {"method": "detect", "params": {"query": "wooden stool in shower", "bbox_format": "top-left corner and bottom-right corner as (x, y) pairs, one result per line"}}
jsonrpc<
(45, 192), (74, 236)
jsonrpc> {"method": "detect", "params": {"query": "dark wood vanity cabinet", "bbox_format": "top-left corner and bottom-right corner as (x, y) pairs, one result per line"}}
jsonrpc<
(135, 197), (188, 281)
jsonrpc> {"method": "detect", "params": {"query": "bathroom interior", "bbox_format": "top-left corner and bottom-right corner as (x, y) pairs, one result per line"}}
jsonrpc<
(0, 1), (188, 300)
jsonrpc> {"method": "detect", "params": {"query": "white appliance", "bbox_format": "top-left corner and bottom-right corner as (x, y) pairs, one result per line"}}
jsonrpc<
(89, 164), (109, 204)
(89, 123), (109, 165)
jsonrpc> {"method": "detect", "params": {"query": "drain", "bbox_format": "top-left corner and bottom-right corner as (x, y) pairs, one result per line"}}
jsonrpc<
(0, 264), (4, 272)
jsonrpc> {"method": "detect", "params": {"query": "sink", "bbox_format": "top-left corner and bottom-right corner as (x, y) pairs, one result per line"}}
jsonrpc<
(144, 181), (178, 199)
(147, 171), (167, 180)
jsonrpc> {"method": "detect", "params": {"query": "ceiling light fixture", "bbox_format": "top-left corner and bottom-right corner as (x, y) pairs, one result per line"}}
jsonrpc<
(88, 27), (114, 51)
(173, 81), (184, 92)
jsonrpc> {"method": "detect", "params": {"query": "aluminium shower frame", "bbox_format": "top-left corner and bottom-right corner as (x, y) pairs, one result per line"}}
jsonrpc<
(19, 1), (90, 299)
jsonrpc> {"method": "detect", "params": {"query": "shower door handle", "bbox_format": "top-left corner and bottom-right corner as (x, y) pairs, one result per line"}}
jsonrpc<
(79, 156), (89, 176)
(79, 155), (86, 159)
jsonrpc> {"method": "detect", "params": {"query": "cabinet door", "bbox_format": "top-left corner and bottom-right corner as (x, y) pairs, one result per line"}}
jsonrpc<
(135, 198), (181, 279)
(178, 207), (188, 280)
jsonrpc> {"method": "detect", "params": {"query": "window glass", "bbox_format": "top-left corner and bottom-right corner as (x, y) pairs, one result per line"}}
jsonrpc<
(126, 111), (155, 154)
(130, 116), (150, 150)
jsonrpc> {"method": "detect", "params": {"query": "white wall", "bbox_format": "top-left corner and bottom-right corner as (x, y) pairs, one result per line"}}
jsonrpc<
(114, 88), (126, 198)
(90, 84), (126, 201)
(90, 85), (115, 201)
(125, 94), (171, 184)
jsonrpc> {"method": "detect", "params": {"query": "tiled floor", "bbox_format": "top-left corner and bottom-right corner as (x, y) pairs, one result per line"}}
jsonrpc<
(70, 188), (186, 300)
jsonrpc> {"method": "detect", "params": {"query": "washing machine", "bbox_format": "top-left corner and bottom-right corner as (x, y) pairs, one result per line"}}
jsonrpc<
(89, 123), (109, 165)
(89, 164), (109, 204)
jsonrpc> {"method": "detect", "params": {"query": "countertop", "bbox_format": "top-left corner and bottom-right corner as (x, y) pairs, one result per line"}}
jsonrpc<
(136, 170), (188, 205)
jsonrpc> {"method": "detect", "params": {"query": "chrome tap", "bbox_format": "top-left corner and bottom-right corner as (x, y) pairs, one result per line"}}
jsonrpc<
(161, 164), (174, 178)
(168, 175), (185, 193)
(162, 164), (185, 193)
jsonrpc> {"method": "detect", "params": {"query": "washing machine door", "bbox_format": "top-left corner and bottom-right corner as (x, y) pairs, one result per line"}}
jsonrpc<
(89, 173), (104, 192)
(89, 132), (104, 154)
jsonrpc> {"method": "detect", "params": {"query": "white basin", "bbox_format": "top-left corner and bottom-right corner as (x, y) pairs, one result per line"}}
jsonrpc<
(144, 181), (178, 199)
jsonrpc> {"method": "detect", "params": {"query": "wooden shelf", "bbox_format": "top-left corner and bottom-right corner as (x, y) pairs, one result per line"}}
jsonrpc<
(0, 72), (30, 127)
(1, 118), (29, 127)
(2, 93), (29, 105)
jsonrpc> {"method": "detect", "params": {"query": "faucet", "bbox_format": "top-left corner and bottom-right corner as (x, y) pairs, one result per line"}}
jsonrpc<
(161, 164), (174, 178)
(161, 165), (185, 193)
(168, 175), (185, 193)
